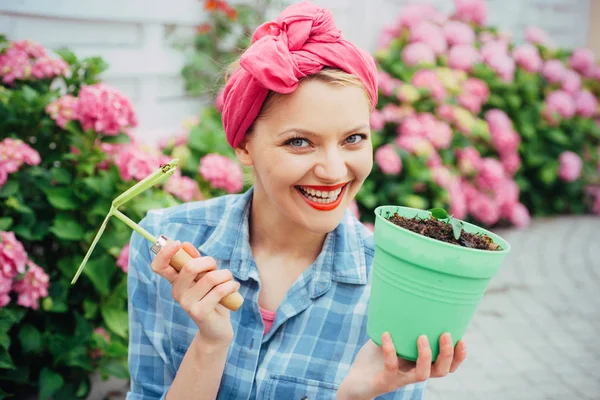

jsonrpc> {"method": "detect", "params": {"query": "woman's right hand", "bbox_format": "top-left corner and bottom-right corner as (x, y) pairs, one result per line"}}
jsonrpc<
(150, 240), (240, 348)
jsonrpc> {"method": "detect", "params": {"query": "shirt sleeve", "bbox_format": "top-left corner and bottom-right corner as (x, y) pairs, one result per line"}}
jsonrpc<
(376, 381), (427, 400)
(126, 215), (173, 400)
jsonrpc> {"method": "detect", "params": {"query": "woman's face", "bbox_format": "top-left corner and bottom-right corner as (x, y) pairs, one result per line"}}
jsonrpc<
(235, 79), (373, 233)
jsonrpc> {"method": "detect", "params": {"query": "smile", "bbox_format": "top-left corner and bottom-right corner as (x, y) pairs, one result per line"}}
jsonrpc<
(295, 182), (349, 211)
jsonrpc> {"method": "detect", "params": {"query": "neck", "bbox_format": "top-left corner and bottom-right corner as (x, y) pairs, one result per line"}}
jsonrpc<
(249, 187), (326, 262)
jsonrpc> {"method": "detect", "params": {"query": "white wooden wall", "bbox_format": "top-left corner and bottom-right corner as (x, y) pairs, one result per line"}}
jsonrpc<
(0, 0), (591, 145)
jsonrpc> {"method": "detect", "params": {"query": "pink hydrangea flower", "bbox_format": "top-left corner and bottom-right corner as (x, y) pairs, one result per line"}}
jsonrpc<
(0, 40), (68, 84)
(77, 83), (137, 136)
(0, 138), (41, 185)
(114, 144), (162, 181)
(0, 231), (28, 279)
(453, 0), (487, 25)
(458, 78), (489, 114)
(487, 53), (516, 83)
(12, 261), (49, 310)
(199, 154), (244, 193)
(496, 178), (520, 216)
(561, 70), (581, 94)
(378, 71), (401, 97)
(544, 90), (576, 120)
(46, 95), (79, 129)
(501, 153), (521, 176)
(525, 26), (549, 45)
(542, 60), (566, 84)
(375, 144), (402, 175)
(568, 48), (595, 76)
(574, 90), (598, 118)
(476, 158), (505, 191)
(448, 180), (467, 220)
(370, 110), (385, 131)
(468, 192), (500, 226)
(410, 22), (447, 55)
(432, 166), (453, 189)
(448, 45), (481, 72)
(513, 44), (542, 73)
(480, 40), (509, 62)
(411, 70), (447, 102)
(402, 43), (436, 66)
(116, 243), (129, 273)
(0, 274), (12, 309)
(456, 147), (482, 176)
(558, 151), (582, 182)
(443, 21), (475, 46)
(164, 173), (203, 202)
(508, 202), (531, 228)
(436, 104), (455, 121)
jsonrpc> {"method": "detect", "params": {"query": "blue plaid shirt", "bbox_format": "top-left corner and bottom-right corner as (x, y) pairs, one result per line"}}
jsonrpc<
(126, 187), (426, 400)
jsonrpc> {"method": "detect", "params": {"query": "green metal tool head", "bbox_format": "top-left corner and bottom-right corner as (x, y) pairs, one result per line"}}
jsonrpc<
(71, 159), (179, 284)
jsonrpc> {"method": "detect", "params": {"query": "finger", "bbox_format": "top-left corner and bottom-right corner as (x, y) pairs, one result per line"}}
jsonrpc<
(413, 335), (432, 382)
(449, 340), (467, 373)
(173, 257), (218, 303)
(179, 269), (232, 310)
(431, 333), (454, 378)
(381, 332), (399, 372)
(181, 242), (201, 258)
(190, 279), (240, 318)
(150, 240), (181, 283)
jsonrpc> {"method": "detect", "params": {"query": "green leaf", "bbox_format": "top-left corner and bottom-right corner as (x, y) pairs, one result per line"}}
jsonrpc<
(0, 307), (26, 330)
(100, 132), (130, 144)
(44, 187), (79, 210)
(0, 217), (13, 230)
(55, 48), (78, 65)
(100, 360), (129, 380)
(100, 304), (129, 339)
(82, 254), (115, 296)
(21, 85), (38, 103)
(18, 324), (42, 354)
(83, 299), (98, 319)
(451, 218), (464, 240)
(0, 347), (15, 370)
(39, 368), (64, 400)
(50, 213), (85, 240)
(429, 208), (449, 220)
(64, 120), (83, 136)
(0, 180), (18, 198)
(0, 331), (10, 350)
(50, 168), (72, 184)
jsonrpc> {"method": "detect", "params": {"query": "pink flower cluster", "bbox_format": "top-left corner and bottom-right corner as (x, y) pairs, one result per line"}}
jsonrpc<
(0, 40), (69, 84)
(396, 112), (452, 158)
(458, 78), (489, 114)
(114, 144), (167, 182)
(543, 87), (597, 124)
(116, 243), (130, 273)
(0, 138), (41, 187)
(0, 231), (49, 310)
(485, 109), (521, 175)
(198, 153), (244, 193)
(558, 151), (582, 182)
(164, 172), (203, 202)
(375, 144), (402, 175)
(46, 83), (137, 136)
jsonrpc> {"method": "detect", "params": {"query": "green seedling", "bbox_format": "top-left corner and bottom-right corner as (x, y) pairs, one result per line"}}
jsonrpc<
(429, 207), (464, 240)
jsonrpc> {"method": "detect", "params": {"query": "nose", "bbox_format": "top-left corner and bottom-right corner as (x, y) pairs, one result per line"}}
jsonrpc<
(313, 146), (347, 183)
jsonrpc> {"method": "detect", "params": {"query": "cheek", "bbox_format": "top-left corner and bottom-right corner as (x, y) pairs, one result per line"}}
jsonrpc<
(352, 147), (374, 180)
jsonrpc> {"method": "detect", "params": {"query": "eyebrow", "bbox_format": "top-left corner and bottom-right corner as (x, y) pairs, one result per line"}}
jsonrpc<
(277, 124), (371, 137)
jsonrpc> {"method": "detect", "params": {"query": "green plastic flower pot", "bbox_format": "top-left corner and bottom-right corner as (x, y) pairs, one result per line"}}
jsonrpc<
(367, 205), (511, 362)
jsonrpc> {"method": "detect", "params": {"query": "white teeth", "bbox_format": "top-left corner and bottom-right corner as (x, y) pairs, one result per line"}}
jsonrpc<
(297, 185), (346, 204)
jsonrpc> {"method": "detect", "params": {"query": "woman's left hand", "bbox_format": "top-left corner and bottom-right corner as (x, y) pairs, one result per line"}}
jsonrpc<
(337, 332), (467, 400)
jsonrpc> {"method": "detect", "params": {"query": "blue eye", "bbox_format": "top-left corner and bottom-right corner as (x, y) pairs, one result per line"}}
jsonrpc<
(346, 134), (367, 144)
(287, 137), (310, 147)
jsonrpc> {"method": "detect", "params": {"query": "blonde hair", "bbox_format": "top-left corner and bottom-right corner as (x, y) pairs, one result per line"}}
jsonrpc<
(224, 60), (371, 134)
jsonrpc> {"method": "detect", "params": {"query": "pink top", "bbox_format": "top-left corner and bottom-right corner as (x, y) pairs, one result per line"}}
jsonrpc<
(259, 306), (276, 335)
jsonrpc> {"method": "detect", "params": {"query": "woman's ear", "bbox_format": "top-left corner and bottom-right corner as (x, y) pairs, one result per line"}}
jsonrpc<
(234, 137), (253, 167)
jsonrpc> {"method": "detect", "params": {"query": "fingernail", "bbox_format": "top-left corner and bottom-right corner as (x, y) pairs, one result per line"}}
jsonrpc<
(444, 332), (451, 345)
(174, 240), (181, 246)
(235, 282), (241, 290)
(421, 335), (429, 346)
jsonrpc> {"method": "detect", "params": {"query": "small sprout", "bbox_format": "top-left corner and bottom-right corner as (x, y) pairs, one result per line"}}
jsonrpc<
(429, 207), (463, 240)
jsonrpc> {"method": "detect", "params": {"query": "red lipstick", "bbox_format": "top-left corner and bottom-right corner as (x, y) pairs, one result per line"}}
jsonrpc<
(295, 182), (349, 211)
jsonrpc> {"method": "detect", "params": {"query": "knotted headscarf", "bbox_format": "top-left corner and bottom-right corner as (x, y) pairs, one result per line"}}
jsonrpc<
(221, 0), (379, 148)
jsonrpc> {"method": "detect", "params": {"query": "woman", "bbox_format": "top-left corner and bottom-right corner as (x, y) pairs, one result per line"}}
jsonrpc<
(126, 2), (467, 399)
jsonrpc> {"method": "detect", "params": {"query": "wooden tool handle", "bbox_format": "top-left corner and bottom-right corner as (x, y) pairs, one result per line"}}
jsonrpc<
(169, 242), (244, 312)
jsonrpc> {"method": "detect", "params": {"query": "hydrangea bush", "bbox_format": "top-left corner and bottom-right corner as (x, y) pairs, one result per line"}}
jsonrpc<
(356, 0), (600, 228)
(0, 36), (246, 399)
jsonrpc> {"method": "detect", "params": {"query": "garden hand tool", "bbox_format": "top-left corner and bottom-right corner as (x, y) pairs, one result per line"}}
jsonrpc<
(70, 158), (244, 311)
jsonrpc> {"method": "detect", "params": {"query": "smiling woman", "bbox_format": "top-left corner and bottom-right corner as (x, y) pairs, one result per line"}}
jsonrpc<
(126, 2), (466, 400)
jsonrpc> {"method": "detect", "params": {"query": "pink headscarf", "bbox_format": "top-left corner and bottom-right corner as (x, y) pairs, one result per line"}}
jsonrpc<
(221, 0), (379, 148)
